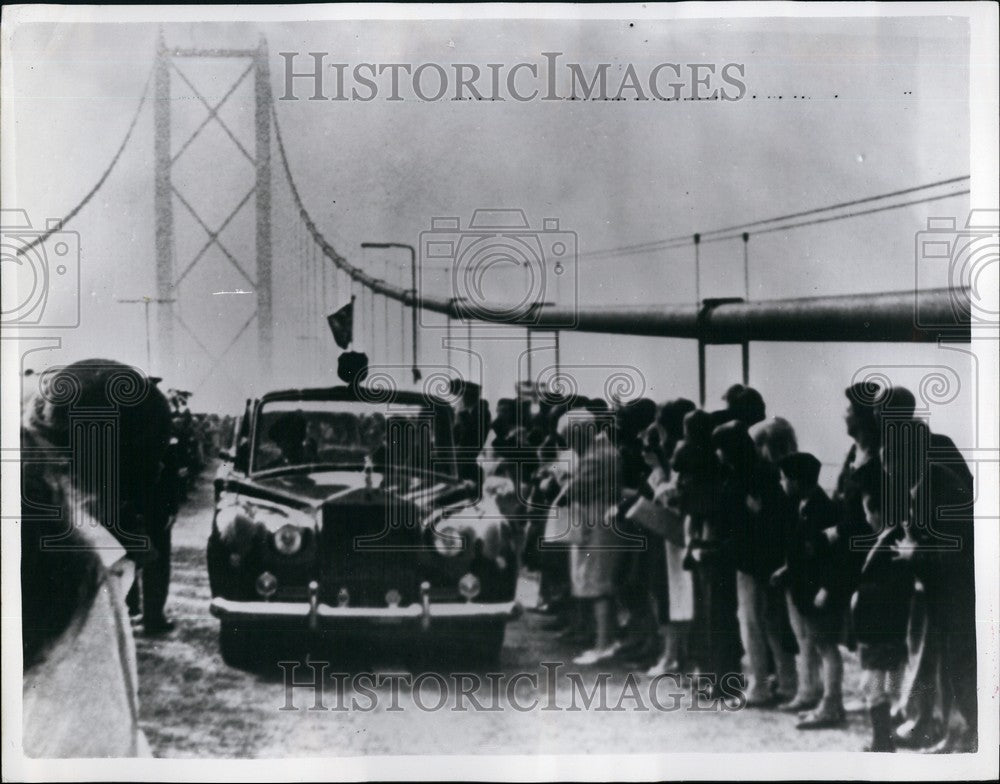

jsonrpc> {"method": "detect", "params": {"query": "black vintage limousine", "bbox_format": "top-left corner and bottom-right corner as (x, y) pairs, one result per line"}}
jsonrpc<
(207, 384), (520, 668)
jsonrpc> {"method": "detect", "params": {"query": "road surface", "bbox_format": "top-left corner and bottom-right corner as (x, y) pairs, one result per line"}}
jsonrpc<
(136, 467), (876, 758)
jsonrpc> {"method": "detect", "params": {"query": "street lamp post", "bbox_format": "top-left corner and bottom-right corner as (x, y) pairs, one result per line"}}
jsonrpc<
(360, 242), (420, 382)
(117, 296), (176, 370)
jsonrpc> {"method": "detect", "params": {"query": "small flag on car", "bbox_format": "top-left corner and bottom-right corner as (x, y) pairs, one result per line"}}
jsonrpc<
(327, 297), (354, 349)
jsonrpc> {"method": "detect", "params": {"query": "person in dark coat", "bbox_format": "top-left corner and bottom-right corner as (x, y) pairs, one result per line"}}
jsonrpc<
(658, 398), (698, 449)
(852, 474), (915, 752)
(729, 386), (767, 429)
(876, 387), (974, 750)
(709, 384), (766, 430)
(612, 397), (661, 664)
(877, 386), (972, 490)
(674, 427), (742, 698)
(774, 452), (861, 729)
(833, 382), (883, 535)
(489, 398), (517, 448)
(452, 380), (491, 483)
(751, 415), (824, 710)
(713, 420), (798, 706)
(882, 418), (977, 753)
(126, 418), (183, 633)
(722, 383), (746, 408)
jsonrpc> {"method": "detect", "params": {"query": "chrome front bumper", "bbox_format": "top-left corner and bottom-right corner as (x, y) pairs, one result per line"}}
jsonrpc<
(209, 581), (521, 630)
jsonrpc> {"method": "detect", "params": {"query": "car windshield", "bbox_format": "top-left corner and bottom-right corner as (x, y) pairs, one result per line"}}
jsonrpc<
(252, 399), (455, 477)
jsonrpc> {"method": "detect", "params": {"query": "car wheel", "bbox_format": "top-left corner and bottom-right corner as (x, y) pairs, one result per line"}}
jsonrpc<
(219, 622), (260, 669)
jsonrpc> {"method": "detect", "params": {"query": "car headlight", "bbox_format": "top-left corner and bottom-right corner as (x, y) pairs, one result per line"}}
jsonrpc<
(433, 524), (464, 557)
(273, 524), (303, 555)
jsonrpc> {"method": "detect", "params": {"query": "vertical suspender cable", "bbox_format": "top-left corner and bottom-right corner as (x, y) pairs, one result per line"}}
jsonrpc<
(526, 329), (533, 392)
(524, 260), (532, 391)
(350, 276), (358, 346)
(466, 319), (473, 379)
(368, 287), (375, 352)
(322, 236), (329, 318)
(693, 233), (702, 305)
(741, 232), (750, 386)
(309, 235), (316, 377)
(382, 260), (389, 363)
(554, 330), (561, 380)
(306, 235), (312, 377)
(742, 232), (751, 302)
(312, 237), (320, 379)
(446, 307), (453, 375)
(363, 286), (370, 350)
(694, 233), (705, 407)
(356, 275), (363, 349)
(398, 259), (406, 370)
(297, 224), (304, 374)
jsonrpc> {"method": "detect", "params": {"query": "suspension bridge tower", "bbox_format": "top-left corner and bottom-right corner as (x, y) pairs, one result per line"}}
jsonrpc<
(153, 30), (273, 391)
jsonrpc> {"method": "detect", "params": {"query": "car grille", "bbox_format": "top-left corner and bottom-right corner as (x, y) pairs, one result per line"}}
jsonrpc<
(320, 501), (422, 607)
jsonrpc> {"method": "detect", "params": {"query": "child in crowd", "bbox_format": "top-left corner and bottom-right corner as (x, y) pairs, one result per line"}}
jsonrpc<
(851, 475), (914, 752)
(772, 452), (851, 729)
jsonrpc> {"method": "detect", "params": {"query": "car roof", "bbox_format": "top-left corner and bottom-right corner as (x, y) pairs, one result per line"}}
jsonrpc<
(258, 384), (451, 408)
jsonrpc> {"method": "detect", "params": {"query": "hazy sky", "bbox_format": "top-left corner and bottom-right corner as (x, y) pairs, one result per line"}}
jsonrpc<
(3, 14), (976, 479)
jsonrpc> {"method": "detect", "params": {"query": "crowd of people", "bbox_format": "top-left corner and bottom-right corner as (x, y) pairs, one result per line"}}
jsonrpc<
(455, 378), (977, 754)
(18, 360), (978, 757)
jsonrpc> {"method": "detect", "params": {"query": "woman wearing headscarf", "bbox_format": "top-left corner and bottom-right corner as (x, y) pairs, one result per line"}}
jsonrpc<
(550, 409), (625, 665)
(626, 413), (695, 676)
(524, 401), (575, 622)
